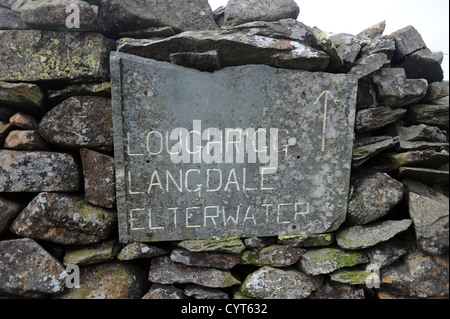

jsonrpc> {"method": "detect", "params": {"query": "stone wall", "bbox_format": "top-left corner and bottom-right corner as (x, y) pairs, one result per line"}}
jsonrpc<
(0, 0), (448, 299)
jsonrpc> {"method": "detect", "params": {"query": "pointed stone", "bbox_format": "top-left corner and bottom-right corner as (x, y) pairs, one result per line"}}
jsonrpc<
(117, 242), (169, 260)
(241, 245), (305, 267)
(357, 21), (386, 40)
(390, 25), (426, 61)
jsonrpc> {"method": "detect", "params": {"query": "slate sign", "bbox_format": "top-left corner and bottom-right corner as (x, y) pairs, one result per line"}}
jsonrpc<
(110, 52), (357, 243)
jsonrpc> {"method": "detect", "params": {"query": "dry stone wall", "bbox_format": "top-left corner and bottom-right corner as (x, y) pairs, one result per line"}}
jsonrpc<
(0, 0), (448, 299)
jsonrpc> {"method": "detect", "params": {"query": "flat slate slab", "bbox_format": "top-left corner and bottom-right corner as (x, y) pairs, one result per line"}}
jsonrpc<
(110, 52), (357, 242)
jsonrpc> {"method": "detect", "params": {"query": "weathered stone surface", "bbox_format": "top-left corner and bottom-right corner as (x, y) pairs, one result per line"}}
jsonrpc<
(0, 30), (111, 82)
(55, 261), (148, 299)
(117, 31), (330, 72)
(392, 123), (447, 143)
(404, 179), (449, 255)
(142, 284), (185, 299)
(47, 82), (111, 106)
(63, 240), (121, 266)
(424, 81), (449, 102)
(169, 50), (221, 72)
(9, 112), (39, 129)
(117, 242), (169, 260)
(184, 284), (229, 299)
(372, 68), (428, 108)
(223, 0), (299, 26)
(4, 130), (50, 151)
(336, 219), (412, 250)
(347, 170), (404, 225)
(0, 150), (80, 192)
(363, 238), (409, 269)
(244, 236), (277, 249)
(405, 101), (449, 129)
(278, 233), (335, 247)
(399, 48), (444, 83)
(348, 53), (390, 78)
(241, 245), (305, 267)
(330, 269), (372, 285)
(399, 167), (449, 184)
(374, 150), (449, 172)
(310, 280), (365, 299)
(329, 33), (361, 68)
(111, 53), (357, 243)
(381, 248), (449, 298)
(312, 26), (344, 72)
(0, 81), (44, 112)
(240, 266), (322, 299)
(118, 26), (176, 39)
(0, 196), (22, 234)
(11, 192), (117, 245)
(39, 96), (113, 152)
(390, 25), (426, 61)
(80, 148), (115, 208)
(0, 7), (27, 29)
(98, 0), (218, 33)
(148, 256), (241, 288)
(0, 238), (67, 297)
(396, 140), (449, 152)
(298, 248), (368, 275)
(20, 0), (103, 31)
(357, 21), (386, 40)
(355, 107), (406, 134)
(177, 238), (246, 254)
(170, 248), (240, 270)
(352, 136), (397, 167)
(361, 35), (396, 60)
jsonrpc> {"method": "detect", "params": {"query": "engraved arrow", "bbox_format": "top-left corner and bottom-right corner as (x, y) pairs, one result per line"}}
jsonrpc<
(314, 90), (335, 152)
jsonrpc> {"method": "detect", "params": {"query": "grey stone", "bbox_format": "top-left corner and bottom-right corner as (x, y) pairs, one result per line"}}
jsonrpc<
(372, 68), (428, 108)
(310, 280), (365, 299)
(361, 35), (396, 60)
(11, 192), (117, 245)
(330, 269), (373, 285)
(393, 124), (447, 143)
(55, 261), (148, 299)
(399, 167), (449, 184)
(355, 107), (406, 134)
(336, 219), (412, 250)
(398, 48), (444, 83)
(223, 0), (299, 26)
(404, 179), (449, 255)
(381, 248), (449, 298)
(148, 256), (241, 288)
(4, 130), (50, 151)
(240, 266), (322, 299)
(241, 245), (305, 267)
(47, 82), (111, 106)
(423, 81), (449, 102)
(63, 240), (120, 266)
(244, 236), (277, 249)
(298, 248), (368, 275)
(117, 30), (330, 72)
(329, 33), (361, 68)
(396, 140), (449, 152)
(0, 196), (22, 235)
(374, 150), (449, 172)
(363, 239), (409, 269)
(348, 53), (390, 78)
(118, 26), (176, 39)
(0, 30), (111, 82)
(20, 0), (104, 32)
(98, 0), (218, 33)
(405, 102), (449, 129)
(111, 52), (357, 243)
(0, 238), (67, 297)
(117, 242), (169, 260)
(169, 50), (221, 72)
(184, 284), (229, 299)
(356, 21), (386, 40)
(277, 233), (335, 247)
(0, 7), (27, 29)
(0, 81), (44, 112)
(0, 150), (80, 192)
(80, 148), (116, 208)
(177, 238), (246, 254)
(170, 248), (240, 270)
(352, 136), (397, 167)
(39, 96), (113, 152)
(390, 25), (426, 61)
(212, 6), (225, 27)
(142, 284), (185, 299)
(312, 26), (344, 72)
(347, 170), (404, 225)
